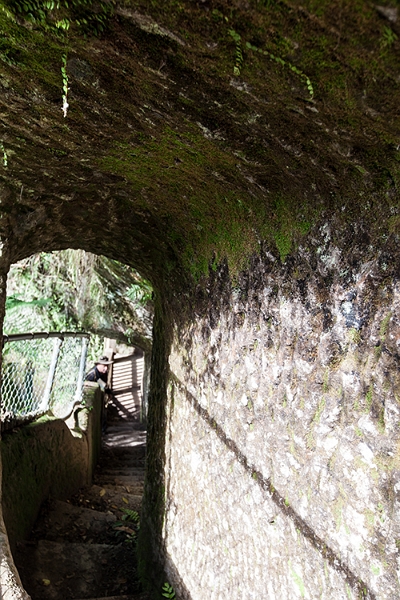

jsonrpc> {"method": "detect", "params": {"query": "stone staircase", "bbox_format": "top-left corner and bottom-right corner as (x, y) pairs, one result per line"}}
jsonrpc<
(13, 415), (150, 600)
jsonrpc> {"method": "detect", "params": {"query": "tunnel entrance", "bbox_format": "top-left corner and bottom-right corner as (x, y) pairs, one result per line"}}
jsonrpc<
(1, 1), (400, 597)
(1, 249), (154, 600)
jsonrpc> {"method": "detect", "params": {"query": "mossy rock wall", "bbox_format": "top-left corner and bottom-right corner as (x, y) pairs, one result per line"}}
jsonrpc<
(155, 236), (400, 599)
(1, 386), (102, 551)
(0, 1), (400, 598)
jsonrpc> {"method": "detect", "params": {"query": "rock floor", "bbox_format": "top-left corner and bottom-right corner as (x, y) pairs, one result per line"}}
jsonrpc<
(13, 412), (150, 600)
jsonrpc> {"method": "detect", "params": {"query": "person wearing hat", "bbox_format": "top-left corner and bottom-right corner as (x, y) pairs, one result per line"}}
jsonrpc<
(85, 355), (113, 392)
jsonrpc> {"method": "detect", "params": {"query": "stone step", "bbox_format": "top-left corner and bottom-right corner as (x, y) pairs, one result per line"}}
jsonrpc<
(97, 475), (144, 487)
(99, 468), (145, 477)
(102, 440), (146, 450)
(105, 422), (146, 432)
(98, 463), (145, 472)
(32, 500), (116, 545)
(69, 484), (143, 514)
(100, 443), (146, 456)
(14, 540), (141, 600)
(99, 456), (146, 467)
(74, 595), (150, 600)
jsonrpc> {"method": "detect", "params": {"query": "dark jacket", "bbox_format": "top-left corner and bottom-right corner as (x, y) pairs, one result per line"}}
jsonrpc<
(85, 366), (108, 384)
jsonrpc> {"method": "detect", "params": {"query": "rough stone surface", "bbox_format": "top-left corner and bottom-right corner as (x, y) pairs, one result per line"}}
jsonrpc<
(0, 485), (30, 600)
(13, 412), (148, 600)
(0, 1), (400, 598)
(1, 386), (102, 551)
(163, 237), (400, 599)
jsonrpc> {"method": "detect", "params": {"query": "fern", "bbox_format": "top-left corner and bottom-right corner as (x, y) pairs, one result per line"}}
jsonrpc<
(162, 582), (176, 599)
(229, 29), (244, 76)
(121, 508), (140, 523)
(246, 41), (314, 99)
(61, 53), (69, 117)
(1, 0), (113, 36)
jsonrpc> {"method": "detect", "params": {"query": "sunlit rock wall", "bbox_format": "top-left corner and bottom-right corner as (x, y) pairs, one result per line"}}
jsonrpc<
(163, 223), (400, 600)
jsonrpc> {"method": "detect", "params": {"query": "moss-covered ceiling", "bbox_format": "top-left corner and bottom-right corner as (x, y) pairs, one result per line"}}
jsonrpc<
(0, 0), (399, 293)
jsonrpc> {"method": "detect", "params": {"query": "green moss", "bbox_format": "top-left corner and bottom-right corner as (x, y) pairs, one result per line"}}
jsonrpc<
(273, 231), (292, 263)
(99, 126), (268, 279)
(1, 0), (113, 36)
(262, 195), (315, 263)
(348, 328), (361, 344)
(380, 312), (392, 341)
(323, 369), (329, 393)
(313, 397), (326, 424)
(365, 384), (374, 412)
(0, 11), (68, 91)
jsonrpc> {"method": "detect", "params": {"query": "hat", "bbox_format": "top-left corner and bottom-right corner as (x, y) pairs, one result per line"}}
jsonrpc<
(95, 355), (113, 365)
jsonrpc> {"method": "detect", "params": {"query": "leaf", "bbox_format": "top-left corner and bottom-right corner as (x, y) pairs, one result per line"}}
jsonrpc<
(114, 525), (135, 534)
(122, 496), (128, 504)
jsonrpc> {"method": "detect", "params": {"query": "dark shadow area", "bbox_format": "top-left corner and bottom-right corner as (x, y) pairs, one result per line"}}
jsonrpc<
(11, 400), (148, 600)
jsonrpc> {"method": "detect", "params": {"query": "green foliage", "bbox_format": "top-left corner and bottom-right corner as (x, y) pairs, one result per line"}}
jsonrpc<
(246, 41), (314, 99)
(126, 279), (153, 306)
(267, 195), (313, 262)
(1, 0), (114, 36)
(381, 26), (397, 50)
(5, 251), (154, 342)
(228, 29), (244, 76)
(312, 397), (326, 425)
(120, 508), (140, 523)
(273, 231), (291, 263)
(380, 312), (392, 341)
(365, 384), (373, 412)
(348, 328), (361, 344)
(162, 582), (176, 599)
(113, 508), (140, 546)
(0, 142), (8, 167)
(100, 127), (262, 281)
(61, 52), (68, 117)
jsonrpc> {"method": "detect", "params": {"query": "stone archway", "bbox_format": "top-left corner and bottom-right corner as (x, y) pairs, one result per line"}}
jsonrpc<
(1, 1), (400, 597)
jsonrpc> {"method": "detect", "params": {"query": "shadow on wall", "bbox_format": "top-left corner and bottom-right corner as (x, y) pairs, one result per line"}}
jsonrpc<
(164, 556), (193, 600)
(171, 375), (377, 600)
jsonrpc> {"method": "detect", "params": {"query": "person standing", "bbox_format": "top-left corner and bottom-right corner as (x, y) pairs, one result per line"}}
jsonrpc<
(85, 355), (114, 432)
(85, 355), (113, 392)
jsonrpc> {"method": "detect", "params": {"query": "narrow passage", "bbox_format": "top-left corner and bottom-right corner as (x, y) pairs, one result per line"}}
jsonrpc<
(14, 406), (149, 600)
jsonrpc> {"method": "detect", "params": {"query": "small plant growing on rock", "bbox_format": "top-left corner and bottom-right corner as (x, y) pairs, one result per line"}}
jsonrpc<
(162, 582), (176, 599)
(229, 29), (244, 76)
(113, 508), (140, 545)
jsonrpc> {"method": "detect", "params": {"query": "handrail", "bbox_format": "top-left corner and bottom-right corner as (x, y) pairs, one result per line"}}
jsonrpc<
(1, 331), (91, 430)
(3, 331), (90, 345)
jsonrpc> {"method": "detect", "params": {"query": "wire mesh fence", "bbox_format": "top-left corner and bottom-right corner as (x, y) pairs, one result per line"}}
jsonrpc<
(1, 332), (89, 431)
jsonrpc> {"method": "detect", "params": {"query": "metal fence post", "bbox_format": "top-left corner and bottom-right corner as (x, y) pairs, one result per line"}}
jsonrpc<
(40, 336), (62, 413)
(75, 336), (89, 402)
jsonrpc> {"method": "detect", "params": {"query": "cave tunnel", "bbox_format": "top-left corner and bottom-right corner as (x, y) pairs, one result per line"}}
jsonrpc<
(1, 0), (400, 598)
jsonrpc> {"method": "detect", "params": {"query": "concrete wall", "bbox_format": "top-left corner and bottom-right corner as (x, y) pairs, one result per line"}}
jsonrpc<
(158, 239), (400, 600)
(1, 384), (102, 552)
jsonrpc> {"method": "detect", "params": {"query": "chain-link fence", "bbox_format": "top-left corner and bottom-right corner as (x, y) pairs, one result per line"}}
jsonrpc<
(1, 332), (89, 432)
